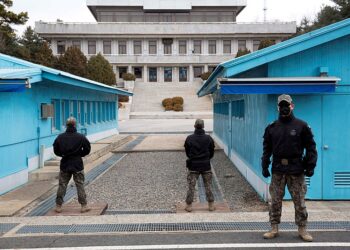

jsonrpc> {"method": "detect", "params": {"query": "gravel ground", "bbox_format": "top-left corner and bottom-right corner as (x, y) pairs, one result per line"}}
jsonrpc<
(212, 151), (268, 212)
(74, 152), (190, 211)
(73, 151), (267, 212)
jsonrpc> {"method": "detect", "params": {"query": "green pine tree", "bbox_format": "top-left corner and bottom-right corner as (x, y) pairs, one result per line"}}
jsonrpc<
(297, 0), (350, 35)
(87, 53), (116, 86)
(55, 46), (88, 77)
(18, 26), (54, 67)
(0, 0), (28, 53)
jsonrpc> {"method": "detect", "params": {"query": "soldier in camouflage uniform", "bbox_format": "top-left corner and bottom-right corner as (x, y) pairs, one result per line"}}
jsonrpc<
(53, 117), (91, 213)
(184, 119), (215, 212)
(261, 94), (317, 242)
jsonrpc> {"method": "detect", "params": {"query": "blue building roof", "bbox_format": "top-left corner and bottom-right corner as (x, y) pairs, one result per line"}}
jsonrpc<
(0, 53), (132, 96)
(198, 18), (350, 97)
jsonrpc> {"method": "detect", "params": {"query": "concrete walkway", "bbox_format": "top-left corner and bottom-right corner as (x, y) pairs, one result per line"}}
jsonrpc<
(118, 118), (213, 134)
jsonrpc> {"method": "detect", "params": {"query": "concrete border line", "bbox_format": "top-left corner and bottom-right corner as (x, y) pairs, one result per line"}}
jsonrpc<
(4, 242), (350, 250)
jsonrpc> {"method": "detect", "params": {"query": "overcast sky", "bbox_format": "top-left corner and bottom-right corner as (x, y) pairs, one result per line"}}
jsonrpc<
(11, 0), (334, 35)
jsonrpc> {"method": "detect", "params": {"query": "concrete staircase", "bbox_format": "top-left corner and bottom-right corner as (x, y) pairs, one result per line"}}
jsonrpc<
(130, 81), (213, 119)
(29, 135), (134, 182)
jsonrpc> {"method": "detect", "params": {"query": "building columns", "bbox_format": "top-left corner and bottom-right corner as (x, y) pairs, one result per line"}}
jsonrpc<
(143, 65), (147, 82)
(189, 65), (194, 83)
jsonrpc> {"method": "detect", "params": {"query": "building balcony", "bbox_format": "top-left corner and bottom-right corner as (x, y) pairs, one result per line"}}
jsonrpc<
(100, 54), (235, 65)
(35, 21), (296, 38)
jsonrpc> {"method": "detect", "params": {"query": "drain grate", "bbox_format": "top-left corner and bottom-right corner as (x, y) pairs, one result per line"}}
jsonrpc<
(15, 221), (350, 234)
(0, 223), (19, 234)
(119, 135), (146, 151)
(198, 173), (224, 203)
(17, 225), (72, 234)
(26, 153), (126, 217)
(105, 210), (174, 215)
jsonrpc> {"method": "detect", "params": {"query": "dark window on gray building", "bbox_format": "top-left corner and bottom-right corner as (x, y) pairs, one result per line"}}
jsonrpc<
(88, 40), (96, 54)
(193, 66), (203, 78)
(100, 12), (114, 22)
(175, 13), (190, 22)
(149, 67), (157, 82)
(118, 40), (127, 54)
(118, 67), (127, 78)
(149, 40), (157, 55)
(208, 40), (217, 54)
(179, 67), (188, 82)
(133, 67), (143, 78)
(160, 14), (173, 22)
(115, 13), (129, 22)
(145, 13), (159, 22)
(164, 67), (172, 82)
(134, 40), (142, 54)
(206, 13), (220, 22)
(238, 40), (247, 50)
(223, 40), (231, 54)
(103, 40), (112, 54)
(208, 66), (216, 72)
(253, 40), (261, 51)
(57, 40), (66, 54)
(72, 40), (81, 50)
(164, 44), (172, 54)
(193, 40), (201, 54)
(179, 40), (187, 54)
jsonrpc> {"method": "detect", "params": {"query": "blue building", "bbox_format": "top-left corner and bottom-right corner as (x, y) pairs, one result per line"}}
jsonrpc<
(198, 19), (350, 200)
(0, 53), (132, 195)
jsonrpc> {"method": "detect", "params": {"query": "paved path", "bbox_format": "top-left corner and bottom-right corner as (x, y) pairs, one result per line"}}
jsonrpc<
(118, 119), (213, 134)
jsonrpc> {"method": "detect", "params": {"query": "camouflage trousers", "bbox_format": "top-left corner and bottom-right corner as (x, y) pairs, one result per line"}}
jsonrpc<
(269, 173), (308, 226)
(186, 170), (214, 204)
(56, 170), (87, 206)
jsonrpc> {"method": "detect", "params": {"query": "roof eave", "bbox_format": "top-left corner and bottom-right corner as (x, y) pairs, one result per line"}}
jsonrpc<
(197, 65), (225, 97)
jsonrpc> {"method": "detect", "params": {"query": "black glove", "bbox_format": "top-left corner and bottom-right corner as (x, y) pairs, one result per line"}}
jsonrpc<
(262, 168), (271, 178)
(305, 169), (314, 177)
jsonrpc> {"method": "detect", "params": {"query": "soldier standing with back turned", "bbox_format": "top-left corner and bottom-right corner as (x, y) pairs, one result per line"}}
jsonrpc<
(261, 94), (317, 242)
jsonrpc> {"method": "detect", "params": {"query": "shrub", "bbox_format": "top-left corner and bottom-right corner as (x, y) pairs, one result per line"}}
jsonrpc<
(119, 95), (129, 102)
(173, 104), (183, 112)
(122, 72), (136, 81)
(118, 102), (123, 109)
(165, 105), (173, 111)
(162, 98), (173, 107)
(258, 39), (275, 50)
(172, 96), (184, 105)
(200, 71), (211, 81)
(235, 48), (251, 58)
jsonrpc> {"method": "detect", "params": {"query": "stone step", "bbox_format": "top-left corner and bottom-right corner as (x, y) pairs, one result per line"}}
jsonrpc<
(44, 160), (60, 167)
(29, 135), (134, 182)
(130, 112), (213, 119)
(130, 81), (212, 113)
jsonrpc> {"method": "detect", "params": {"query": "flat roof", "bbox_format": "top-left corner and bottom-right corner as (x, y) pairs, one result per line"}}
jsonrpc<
(87, 0), (247, 18)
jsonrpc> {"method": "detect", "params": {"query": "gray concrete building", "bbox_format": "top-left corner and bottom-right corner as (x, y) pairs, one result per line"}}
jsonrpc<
(35, 0), (296, 84)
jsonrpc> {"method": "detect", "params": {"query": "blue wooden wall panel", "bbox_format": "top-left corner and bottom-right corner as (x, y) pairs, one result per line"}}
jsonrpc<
(230, 95), (269, 177)
(269, 35), (350, 85)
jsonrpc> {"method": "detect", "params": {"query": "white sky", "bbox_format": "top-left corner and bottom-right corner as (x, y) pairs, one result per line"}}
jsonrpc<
(11, 0), (334, 35)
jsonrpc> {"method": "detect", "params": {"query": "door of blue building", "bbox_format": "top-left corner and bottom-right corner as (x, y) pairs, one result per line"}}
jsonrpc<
(322, 94), (350, 199)
(292, 95), (323, 199)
